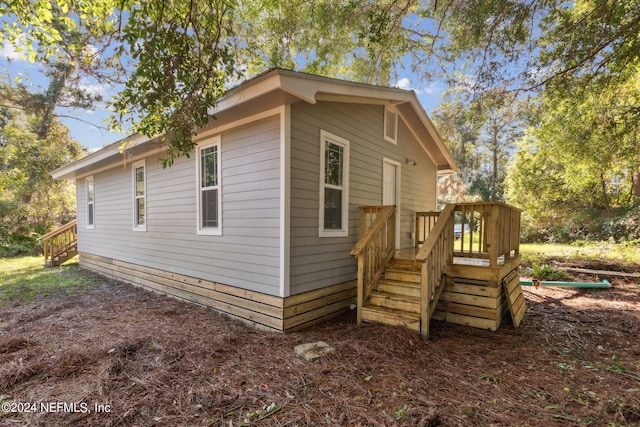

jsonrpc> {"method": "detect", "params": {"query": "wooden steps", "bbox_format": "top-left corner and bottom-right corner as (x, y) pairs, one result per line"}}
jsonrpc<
(46, 246), (79, 267)
(361, 259), (422, 331)
(360, 257), (525, 334)
(361, 304), (420, 331)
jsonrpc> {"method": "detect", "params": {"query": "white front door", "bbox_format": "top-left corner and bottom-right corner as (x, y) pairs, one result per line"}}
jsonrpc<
(383, 162), (397, 206)
(383, 159), (401, 248)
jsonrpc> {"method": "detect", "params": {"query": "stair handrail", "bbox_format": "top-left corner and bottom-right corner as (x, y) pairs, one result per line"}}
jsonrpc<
(40, 219), (78, 267)
(415, 204), (456, 337)
(350, 205), (396, 324)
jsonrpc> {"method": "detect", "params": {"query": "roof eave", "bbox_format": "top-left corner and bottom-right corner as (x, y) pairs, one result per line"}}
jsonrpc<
(52, 68), (458, 179)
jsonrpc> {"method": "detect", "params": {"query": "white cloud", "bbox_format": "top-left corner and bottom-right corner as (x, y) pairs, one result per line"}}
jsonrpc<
(393, 77), (445, 98)
(395, 77), (413, 90)
(80, 81), (108, 100)
(0, 43), (25, 61)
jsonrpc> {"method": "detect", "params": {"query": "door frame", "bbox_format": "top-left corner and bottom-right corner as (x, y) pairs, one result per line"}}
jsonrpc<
(382, 158), (401, 249)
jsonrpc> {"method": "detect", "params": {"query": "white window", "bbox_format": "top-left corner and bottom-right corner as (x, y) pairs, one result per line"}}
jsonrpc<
(319, 130), (349, 237)
(384, 106), (398, 144)
(197, 137), (222, 235)
(86, 176), (95, 229)
(133, 160), (146, 231)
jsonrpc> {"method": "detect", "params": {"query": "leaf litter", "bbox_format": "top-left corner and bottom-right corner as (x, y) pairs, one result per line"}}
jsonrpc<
(0, 262), (639, 426)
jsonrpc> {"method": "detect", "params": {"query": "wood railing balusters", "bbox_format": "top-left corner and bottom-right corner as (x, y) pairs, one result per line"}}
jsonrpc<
(414, 211), (439, 247)
(415, 204), (456, 337)
(39, 219), (78, 267)
(351, 206), (396, 325)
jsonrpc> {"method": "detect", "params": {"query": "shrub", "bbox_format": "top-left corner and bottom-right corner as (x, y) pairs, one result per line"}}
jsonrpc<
(0, 199), (40, 257)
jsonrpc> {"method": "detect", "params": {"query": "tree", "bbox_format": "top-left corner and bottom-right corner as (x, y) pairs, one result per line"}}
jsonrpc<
(0, 94), (83, 254)
(506, 67), (640, 241)
(3, 0), (639, 167)
(1, 0), (434, 164)
(433, 88), (526, 202)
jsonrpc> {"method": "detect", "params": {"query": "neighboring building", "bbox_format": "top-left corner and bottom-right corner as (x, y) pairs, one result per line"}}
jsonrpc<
(52, 68), (457, 332)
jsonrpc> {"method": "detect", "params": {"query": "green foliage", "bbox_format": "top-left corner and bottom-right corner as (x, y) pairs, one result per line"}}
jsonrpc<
(236, 0), (420, 86)
(0, 86), (82, 255)
(531, 263), (570, 281)
(434, 89), (526, 203)
(0, 198), (37, 257)
(112, 0), (241, 166)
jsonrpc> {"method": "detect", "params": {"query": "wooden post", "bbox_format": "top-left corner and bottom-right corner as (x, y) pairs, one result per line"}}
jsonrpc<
(356, 255), (364, 325)
(420, 261), (429, 338)
(488, 205), (499, 267)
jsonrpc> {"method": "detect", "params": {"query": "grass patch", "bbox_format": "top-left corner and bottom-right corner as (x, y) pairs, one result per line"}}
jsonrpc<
(521, 242), (640, 265)
(0, 257), (97, 307)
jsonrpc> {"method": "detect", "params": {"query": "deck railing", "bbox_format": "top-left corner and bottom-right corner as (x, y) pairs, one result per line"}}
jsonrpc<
(351, 205), (396, 324)
(414, 202), (521, 337)
(415, 211), (439, 247)
(416, 202), (522, 267)
(40, 219), (78, 267)
(415, 204), (455, 337)
(450, 202), (521, 266)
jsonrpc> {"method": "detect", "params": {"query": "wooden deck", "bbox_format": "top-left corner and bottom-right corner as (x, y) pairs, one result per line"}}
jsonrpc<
(352, 202), (526, 337)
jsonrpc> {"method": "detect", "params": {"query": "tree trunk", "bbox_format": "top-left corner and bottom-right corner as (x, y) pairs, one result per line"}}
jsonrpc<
(634, 171), (640, 206)
(600, 172), (611, 213)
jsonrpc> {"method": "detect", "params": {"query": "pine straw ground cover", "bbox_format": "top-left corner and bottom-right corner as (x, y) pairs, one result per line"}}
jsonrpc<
(0, 263), (639, 426)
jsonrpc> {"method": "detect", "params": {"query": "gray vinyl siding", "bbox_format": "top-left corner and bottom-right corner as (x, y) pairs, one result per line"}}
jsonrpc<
(397, 116), (438, 248)
(76, 115), (282, 295)
(289, 101), (437, 295)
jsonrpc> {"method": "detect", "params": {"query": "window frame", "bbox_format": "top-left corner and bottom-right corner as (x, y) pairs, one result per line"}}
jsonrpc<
(383, 106), (398, 144)
(196, 137), (222, 236)
(132, 160), (147, 231)
(319, 130), (350, 238)
(86, 176), (95, 229)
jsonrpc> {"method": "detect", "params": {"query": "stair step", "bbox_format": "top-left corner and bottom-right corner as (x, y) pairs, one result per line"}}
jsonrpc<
(368, 290), (420, 313)
(377, 279), (421, 297)
(388, 258), (422, 271)
(384, 268), (421, 283)
(361, 304), (420, 331)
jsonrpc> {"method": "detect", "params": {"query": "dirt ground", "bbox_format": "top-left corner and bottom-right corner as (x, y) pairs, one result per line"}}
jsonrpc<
(1, 260), (639, 426)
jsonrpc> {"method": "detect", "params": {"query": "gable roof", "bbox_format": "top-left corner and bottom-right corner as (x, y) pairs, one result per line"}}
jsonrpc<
(52, 68), (457, 179)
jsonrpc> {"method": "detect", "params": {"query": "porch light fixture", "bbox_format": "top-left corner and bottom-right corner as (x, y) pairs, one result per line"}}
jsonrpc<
(405, 158), (417, 166)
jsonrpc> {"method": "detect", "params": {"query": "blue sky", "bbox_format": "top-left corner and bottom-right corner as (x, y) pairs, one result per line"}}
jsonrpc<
(2, 45), (446, 151)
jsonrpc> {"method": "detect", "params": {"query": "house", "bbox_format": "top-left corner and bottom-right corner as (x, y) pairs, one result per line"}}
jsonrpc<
(50, 69), (524, 336)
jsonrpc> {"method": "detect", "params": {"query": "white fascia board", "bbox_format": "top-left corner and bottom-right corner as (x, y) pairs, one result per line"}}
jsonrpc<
(208, 75), (285, 115)
(51, 134), (151, 180)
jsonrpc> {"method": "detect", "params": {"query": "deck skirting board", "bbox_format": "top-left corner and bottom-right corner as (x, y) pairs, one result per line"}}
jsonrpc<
(434, 264), (520, 331)
(79, 253), (355, 333)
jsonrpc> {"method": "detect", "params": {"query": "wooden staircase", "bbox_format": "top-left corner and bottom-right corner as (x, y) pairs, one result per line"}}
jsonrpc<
(48, 245), (79, 266)
(40, 219), (78, 267)
(361, 259), (422, 331)
(352, 203), (524, 338)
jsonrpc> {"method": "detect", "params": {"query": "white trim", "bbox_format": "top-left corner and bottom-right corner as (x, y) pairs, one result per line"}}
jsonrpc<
(196, 136), (222, 236)
(132, 160), (147, 231)
(85, 176), (95, 229)
(280, 105), (291, 297)
(319, 130), (350, 238)
(384, 106), (398, 144)
(383, 158), (401, 249)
